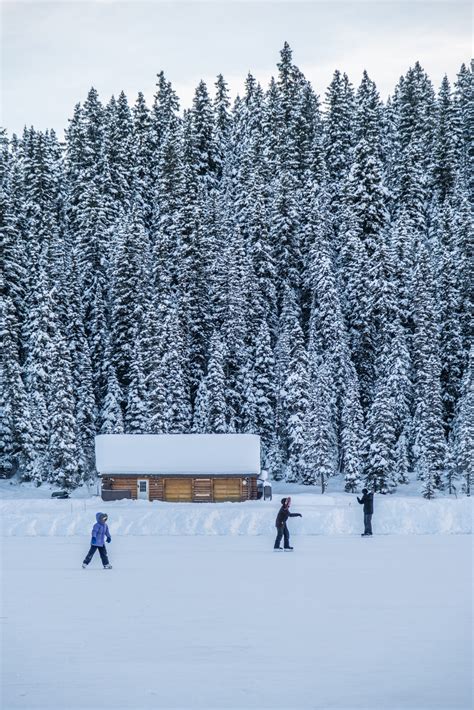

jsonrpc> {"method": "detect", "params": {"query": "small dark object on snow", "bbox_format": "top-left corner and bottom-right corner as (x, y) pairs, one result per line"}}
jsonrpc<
(51, 491), (70, 499)
(256, 478), (273, 501)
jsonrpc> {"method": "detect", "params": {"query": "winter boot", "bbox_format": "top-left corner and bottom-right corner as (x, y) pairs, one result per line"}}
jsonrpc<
(284, 547), (294, 551)
(103, 564), (113, 569)
(82, 563), (88, 569)
(273, 547), (283, 551)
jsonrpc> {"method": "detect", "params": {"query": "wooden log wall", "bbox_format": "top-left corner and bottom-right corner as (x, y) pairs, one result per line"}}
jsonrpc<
(102, 476), (259, 502)
(149, 477), (164, 501)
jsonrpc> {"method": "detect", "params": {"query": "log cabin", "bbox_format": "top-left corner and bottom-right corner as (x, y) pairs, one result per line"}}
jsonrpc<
(95, 433), (261, 502)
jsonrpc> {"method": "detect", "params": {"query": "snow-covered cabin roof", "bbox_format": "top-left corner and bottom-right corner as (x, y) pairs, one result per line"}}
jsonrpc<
(95, 434), (261, 476)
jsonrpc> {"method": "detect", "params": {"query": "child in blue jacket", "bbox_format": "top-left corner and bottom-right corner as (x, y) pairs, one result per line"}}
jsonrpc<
(82, 512), (112, 569)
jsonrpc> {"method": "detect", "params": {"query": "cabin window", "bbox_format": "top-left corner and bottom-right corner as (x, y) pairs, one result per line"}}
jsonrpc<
(139, 481), (147, 493)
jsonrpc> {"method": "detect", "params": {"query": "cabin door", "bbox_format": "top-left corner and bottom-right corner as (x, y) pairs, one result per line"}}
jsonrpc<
(164, 478), (192, 502)
(213, 478), (242, 502)
(137, 479), (149, 500)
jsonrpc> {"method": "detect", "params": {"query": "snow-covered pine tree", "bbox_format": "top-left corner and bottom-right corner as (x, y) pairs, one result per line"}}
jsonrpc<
(443, 445), (459, 496)
(125, 330), (149, 433)
(393, 426), (410, 486)
(220, 220), (252, 432)
(433, 194), (469, 432)
(306, 186), (349, 403)
(391, 62), (436, 179)
(104, 91), (133, 211)
(339, 204), (371, 399)
(453, 62), (473, 202)
(252, 318), (276, 455)
(131, 92), (153, 227)
(189, 80), (217, 188)
(411, 240), (447, 495)
(67, 259), (96, 480)
(324, 70), (355, 186)
(177, 115), (212, 398)
(1, 175), (28, 333)
(451, 348), (473, 496)
(341, 362), (365, 492)
(213, 74), (232, 182)
(247, 171), (278, 332)
(240, 353), (257, 435)
(324, 69), (355, 245)
(343, 73), (392, 410)
(110, 206), (150, 391)
(158, 308), (192, 434)
(365, 340), (399, 494)
(192, 377), (211, 434)
(204, 331), (227, 434)
(47, 289), (81, 488)
(0, 294), (34, 478)
(150, 71), (180, 157)
(100, 353), (124, 435)
(302, 358), (338, 491)
(431, 76), (458, 201)
(22, 253), (54, 483)
(278, 288), (308, 482)
(269, 168), (302, 308)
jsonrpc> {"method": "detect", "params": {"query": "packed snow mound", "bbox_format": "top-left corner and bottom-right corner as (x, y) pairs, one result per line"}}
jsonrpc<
(0, 494), (471, 536)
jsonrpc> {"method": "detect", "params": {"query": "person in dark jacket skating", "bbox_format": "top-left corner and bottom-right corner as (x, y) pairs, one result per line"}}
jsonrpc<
(82, 512), (112, 568)
(357, 489), (374, 536)
(274, 497), (302, 550)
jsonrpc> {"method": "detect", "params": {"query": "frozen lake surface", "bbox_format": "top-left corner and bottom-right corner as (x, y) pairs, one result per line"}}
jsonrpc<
(1, 535), (472, 709)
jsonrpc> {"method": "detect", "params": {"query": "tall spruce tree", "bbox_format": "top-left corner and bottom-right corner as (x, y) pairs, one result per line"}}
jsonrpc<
(452, 348), (473, 496)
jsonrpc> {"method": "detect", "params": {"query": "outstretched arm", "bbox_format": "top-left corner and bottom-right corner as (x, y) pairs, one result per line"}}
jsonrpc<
(288, 512), (302, 517)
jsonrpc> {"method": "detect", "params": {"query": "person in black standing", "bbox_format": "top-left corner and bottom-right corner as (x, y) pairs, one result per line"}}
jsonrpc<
(357, 488), (374, 536)
(274, 497), (302, 550)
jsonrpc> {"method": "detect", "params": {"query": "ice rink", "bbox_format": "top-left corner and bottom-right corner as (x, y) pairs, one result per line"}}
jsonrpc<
(1, 535), (472, 710)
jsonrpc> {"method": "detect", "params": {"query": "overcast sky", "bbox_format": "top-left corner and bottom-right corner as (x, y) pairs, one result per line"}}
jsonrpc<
(1, 0), (471, 137)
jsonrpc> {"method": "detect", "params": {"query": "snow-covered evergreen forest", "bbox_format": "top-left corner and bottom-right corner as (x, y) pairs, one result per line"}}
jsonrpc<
(1, 45), (472, 496)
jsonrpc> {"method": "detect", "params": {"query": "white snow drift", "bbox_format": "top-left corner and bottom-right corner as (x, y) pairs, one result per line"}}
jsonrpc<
(1, 493), (471, 537)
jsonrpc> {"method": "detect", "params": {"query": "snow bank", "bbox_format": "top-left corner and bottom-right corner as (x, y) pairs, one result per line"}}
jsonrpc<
(1, 494), (471, 536)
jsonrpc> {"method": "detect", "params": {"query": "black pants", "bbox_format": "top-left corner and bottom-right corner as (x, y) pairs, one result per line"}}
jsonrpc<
(364, 514), (373, 535)
(83, 545), (109, 566)
(274, 523), (290, 549)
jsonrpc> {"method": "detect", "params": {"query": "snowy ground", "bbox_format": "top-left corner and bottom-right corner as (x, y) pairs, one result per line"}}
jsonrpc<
(1, 534), (472, 710)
